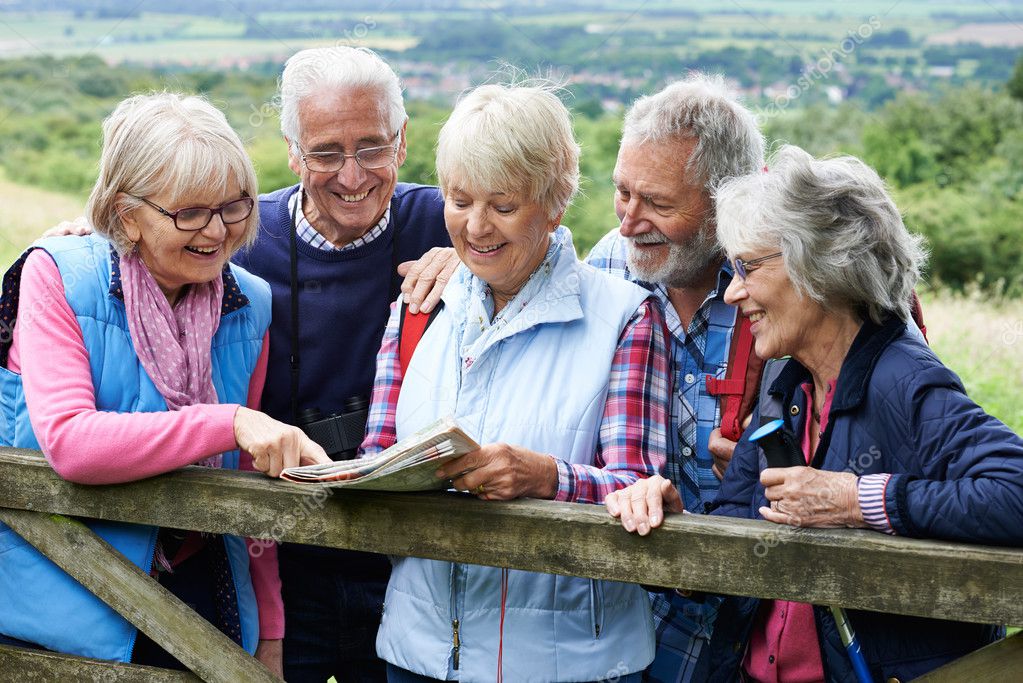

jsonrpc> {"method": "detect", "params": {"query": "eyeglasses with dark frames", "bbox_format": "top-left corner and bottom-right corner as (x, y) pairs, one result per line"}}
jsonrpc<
(299, 130), (401, 173)
(732, 252), (783, 280)
(131, 195), (255, 232)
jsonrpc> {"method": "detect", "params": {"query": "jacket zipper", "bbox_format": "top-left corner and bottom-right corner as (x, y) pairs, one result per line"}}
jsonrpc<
(590, 579), (603, 638)
(452, 618), (461, 670)
(450, 562), (464, 671)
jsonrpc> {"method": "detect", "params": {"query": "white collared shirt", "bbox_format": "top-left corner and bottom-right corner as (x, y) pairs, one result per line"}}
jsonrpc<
(289, 186), (390, 252)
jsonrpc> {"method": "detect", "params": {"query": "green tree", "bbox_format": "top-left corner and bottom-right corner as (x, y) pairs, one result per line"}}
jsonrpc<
(861, 88), (1023, 188)
(1009, 51), (1023, 101)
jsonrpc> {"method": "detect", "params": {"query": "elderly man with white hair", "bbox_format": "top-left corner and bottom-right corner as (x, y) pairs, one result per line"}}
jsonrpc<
(594, 74), (766, 683)
(231, 47), (455, 682)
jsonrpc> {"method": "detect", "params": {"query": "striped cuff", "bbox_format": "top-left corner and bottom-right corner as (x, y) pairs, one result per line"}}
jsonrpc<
(553, 457), (573, 502)
(858, 473), (896, 534)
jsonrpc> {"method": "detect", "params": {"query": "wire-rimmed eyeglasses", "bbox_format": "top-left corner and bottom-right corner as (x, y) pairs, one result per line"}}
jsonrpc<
(299, 130), (401, 173)
(731, 252), (782, 280)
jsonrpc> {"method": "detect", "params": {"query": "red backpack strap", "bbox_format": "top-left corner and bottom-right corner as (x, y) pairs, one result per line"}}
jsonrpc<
(910, 290), (928, 343)
(397, 302), (443, 376)
(705, 315), (765, 442)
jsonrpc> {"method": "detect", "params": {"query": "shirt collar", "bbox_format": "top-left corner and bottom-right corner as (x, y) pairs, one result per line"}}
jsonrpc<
(648, 259), (732, 336)
(292, 186), (391, 252)
(649, 259), (732, 304)
(108, 243), (249, 315)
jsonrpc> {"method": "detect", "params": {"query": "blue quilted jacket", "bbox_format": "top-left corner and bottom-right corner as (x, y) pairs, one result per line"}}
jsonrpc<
(699, 316), (1022, 682)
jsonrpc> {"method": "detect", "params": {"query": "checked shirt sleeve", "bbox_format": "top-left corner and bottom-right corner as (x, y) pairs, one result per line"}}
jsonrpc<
(553, 299), (670, 504)
(359, 302), (402, 457)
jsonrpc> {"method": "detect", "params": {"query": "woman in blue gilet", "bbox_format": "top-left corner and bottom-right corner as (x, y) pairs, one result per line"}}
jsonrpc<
(361, 82), (671, 682)
(0, 93), (329, 674)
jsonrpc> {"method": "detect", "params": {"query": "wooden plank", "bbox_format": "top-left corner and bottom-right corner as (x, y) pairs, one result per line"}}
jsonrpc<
(917, 631), (1023, 681)
(0, 507), (277, 683)
(1, 449), (1021, 625)
(0, 644), (199, 682)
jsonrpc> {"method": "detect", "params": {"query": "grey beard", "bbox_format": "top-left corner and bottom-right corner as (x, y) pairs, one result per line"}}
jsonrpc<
(627, 222), (723, 289)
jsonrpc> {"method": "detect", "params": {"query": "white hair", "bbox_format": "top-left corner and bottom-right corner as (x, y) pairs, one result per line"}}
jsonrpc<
(278, 47), (406, 146)
(436, 82), (580, 220)
(622, 73), (765, 190)
(715, 145), (928, 324)
(86, 93), (259, 256)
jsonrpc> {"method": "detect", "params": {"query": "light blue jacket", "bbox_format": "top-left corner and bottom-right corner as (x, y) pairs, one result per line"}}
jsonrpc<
(0, 234), (270, 661)
(376, 229), (657, 682)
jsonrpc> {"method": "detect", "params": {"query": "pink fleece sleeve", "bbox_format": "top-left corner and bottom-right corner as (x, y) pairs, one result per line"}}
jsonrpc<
(15, 250), (241, 484)
(237, 335), (285, 640)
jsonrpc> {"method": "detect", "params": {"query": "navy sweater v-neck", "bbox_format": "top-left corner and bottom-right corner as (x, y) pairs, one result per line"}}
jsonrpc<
(235, 182), (449, 425)
(233, 183), (449, 573)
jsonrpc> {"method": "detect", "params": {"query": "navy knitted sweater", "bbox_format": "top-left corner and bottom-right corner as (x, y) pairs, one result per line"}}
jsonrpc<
(235, 182), (448, 424)
(233, 182), (449, 572)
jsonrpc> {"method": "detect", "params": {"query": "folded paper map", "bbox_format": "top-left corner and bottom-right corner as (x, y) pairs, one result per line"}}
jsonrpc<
(280, 417), (479, 491)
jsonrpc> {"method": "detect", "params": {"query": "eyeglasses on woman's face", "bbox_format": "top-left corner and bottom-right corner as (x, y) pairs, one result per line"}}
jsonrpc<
(731, 251), (783, 280)
(131, 195), (254, 232)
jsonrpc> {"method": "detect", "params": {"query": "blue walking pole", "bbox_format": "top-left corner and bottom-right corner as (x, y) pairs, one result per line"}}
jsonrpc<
(831, 606), (873, 683)
(750, 420), (874, 683)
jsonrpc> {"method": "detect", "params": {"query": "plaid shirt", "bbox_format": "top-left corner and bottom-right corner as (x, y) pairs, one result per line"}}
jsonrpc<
(360, 255), (670, 504)
(587, 229), (738, 683)
(289, 186), (390, 252)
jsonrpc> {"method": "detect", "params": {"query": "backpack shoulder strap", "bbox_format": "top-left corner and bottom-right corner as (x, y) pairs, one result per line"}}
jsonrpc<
(397, 302), (443, 376)
(705, 315), (766, 441)
(910, 290), (928, 343)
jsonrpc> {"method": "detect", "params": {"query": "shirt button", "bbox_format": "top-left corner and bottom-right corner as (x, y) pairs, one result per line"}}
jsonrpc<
(682, 447), (693, 457)
(684, 373), (696, 384)
(769, 655), (776, 664)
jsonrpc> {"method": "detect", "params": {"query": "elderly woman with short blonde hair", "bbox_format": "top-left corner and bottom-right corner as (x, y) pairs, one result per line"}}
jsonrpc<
(609, 145), (1023, 681)
(360, 82), (671, 682)
(0, 93), (328, 673)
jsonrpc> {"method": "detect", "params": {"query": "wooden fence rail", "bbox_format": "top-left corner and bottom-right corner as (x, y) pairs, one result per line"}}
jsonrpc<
(1, 448), (1022, 681)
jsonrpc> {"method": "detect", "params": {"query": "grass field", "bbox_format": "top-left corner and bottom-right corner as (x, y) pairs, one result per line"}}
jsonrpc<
(0, 171), (85, 265)
(1, 175), (1019, 435)
(0, 11), (418, 63)
(0, 2), (1004, 66)
(922, 290), (1023, 433)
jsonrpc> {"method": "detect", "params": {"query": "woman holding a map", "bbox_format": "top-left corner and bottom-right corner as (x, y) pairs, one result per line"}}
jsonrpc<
(0, 93), (329, 674)
(358, 81), (671, 682)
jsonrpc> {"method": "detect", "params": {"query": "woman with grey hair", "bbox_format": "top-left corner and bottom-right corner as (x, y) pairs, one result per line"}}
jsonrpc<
(360, 81), (670, 682)
(0, 93), (329, 674)
(609, 145), (1023, 681)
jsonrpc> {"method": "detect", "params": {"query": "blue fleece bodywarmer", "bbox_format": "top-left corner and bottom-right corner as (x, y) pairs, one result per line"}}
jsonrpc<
(0, 233), (270, 661)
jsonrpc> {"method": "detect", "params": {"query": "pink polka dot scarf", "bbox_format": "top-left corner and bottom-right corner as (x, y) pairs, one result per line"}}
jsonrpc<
(120, 250), (225, 468)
